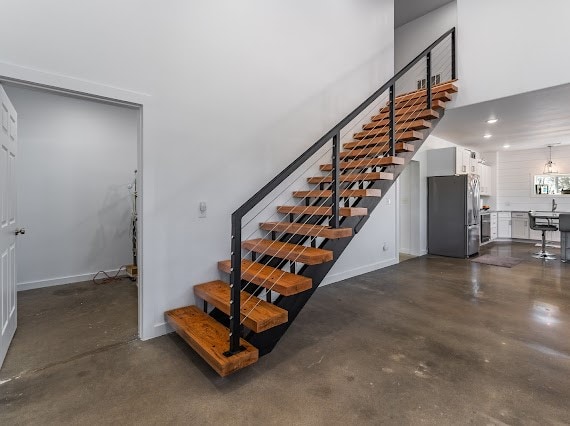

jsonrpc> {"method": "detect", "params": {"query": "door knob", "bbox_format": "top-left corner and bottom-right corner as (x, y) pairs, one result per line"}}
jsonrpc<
(15, 228), (26, 235)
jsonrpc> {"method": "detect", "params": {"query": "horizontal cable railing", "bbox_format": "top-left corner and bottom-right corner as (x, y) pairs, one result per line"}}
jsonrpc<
(225, 28), (456, 355)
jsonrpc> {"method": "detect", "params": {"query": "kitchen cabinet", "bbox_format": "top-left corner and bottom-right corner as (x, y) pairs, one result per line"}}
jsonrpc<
(480, 165), (494, 196)
(511, 212), (530, 239)
(490, 212), (498, 240)
(498, 212), (511, 238)
(427, 147), (479, 176)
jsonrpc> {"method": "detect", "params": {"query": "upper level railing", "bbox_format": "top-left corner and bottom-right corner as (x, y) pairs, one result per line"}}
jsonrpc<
(225, 28), (457, 355)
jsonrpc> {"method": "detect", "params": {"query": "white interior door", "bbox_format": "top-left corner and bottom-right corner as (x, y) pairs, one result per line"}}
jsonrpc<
(0, 84), (17, 369)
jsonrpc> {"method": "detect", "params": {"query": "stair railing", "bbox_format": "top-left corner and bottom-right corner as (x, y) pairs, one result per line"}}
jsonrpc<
(226, 27), (456, 355)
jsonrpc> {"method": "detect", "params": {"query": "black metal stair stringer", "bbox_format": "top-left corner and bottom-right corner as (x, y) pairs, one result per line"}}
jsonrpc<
(246, 115), (445, 356)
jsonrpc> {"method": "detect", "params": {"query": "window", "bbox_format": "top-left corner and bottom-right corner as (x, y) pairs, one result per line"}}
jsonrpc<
(534, 174), (570, 195)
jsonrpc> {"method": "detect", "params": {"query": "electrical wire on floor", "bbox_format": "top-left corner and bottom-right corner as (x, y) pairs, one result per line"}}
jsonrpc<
(93, 265), (128, 285)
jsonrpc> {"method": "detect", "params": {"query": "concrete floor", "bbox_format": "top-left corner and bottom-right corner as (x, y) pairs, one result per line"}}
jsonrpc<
(1, 242), (570, 425)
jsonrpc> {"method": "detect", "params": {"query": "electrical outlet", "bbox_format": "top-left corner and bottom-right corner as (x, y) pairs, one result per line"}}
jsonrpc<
(199, 201), (207, 218)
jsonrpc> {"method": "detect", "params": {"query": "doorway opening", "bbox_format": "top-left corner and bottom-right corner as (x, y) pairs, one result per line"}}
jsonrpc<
(398, 160), (421, 263)
(0, 81), (142, 376)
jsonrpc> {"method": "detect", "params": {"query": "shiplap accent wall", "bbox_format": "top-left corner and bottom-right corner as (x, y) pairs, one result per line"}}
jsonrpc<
(496, 145), (570, 212)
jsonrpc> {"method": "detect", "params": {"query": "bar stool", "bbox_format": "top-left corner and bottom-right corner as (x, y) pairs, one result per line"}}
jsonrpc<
(528, 212), (558, 260)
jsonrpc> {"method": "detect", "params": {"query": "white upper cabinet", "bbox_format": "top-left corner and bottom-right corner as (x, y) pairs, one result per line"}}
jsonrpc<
(480, 164), (494, 196)
(428, 147), (480, 177)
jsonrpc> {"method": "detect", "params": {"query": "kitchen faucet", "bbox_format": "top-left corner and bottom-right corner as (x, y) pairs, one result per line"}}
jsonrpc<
(552, 199), (558, 212)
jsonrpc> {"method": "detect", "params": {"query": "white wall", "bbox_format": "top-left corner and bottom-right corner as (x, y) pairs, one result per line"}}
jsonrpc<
(495, 146), (570, 212)
(399, 161), (420, 255)
(455, 0), (570, 107)
(395, 2), (457, 72)
(394, 2), (457, 95)
(4, 85), (138, 290)
(0, 0), (395, 339)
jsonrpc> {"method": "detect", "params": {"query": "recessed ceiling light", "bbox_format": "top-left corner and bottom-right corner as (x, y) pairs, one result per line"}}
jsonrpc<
(487, 118), (499, 124)
(503, 144), (510, 149)
(484, 134), (492, 139)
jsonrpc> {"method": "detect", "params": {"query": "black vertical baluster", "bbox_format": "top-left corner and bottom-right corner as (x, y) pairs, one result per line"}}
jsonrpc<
(451, 29), (456, 80)
(389, 85), (395, 157)
(426, 51), (432, 110)
(226, 212), (242, 356)
(331, 133), (340, 228)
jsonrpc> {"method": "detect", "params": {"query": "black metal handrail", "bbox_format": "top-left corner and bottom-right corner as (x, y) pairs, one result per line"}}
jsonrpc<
(226, 27), (456, 355)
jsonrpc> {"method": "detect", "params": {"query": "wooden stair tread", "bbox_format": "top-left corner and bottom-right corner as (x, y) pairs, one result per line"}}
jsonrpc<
(390, 91), (452, 110)
(365, 109), (439, 129)
(259, 222), (352, 239)
(344, 131), (423, 149)
(320, 156), (404, 171)
(307, 171), (394, 184)
(165, 306), (258, 377)
(243, 238), (333, 265)
(277, 205), (368, 217)
(354, 120), (430, 139)
(375, 100), (447, 121)
(218, 259), (312, 296)
(194, 280), (287, 333)
(395, 81), (458, 103)
(340, 143), (414, 160)
(292, 189), (382, 198)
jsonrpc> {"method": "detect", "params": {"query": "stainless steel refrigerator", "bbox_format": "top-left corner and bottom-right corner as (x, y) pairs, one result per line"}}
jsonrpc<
(428, 174), (480, 258)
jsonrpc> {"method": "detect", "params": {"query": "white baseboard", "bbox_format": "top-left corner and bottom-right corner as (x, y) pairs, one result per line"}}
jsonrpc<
(140, 321), (173, 341)
(17, 268), (127, 292)
(320, 257), (398, 287)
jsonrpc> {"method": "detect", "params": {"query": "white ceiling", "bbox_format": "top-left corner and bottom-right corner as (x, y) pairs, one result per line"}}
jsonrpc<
(432, 83), (570, 152)
(395, 0), (455, 27)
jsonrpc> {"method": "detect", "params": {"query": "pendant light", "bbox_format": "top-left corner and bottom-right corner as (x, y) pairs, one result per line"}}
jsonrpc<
(543, 145), (559, 174)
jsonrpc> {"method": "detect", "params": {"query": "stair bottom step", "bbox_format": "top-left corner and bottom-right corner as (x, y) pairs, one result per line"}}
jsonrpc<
(166, 306), (258, 377)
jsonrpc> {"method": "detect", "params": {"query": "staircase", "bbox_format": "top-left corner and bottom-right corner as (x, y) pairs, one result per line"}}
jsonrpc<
(166, 28), (458, 377)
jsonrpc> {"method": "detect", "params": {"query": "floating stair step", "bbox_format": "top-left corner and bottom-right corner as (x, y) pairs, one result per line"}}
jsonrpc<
(259, 222), (352, 239)
(320, 156), (404, 171)
(354, 120), (430, 139)
(373, 101), (446, 121)
(365, 110), (440, 129)
(292, 189), (382, 199)
(344, 131), (423, 150)
(340, 143), (414, 160)
(218, 259), (312, 296)
(277, 205), (368, 217)
(307, 171), (394, 184)
(243, 238), (333, 265)
(194, 280), (287, 333)
(396, 81), (458, 100)
(165, 306), (258, 377)
(391, 91), (452, 110)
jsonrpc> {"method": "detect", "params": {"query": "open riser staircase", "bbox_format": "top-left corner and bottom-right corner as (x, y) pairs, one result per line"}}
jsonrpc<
(166, 29), (458, 376)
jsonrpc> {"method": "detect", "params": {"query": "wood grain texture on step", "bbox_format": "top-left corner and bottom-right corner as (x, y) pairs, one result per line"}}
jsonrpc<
(165, 306), (258, 377)
(194, 280), (288, 333)
(354, 120), (431, 139)
(277, 205), (368, 217)
(376, 100), (447, 121)
(243, 238), (333, 265)
(292, 189), (382, 198)
(391, 91), (452, 110)
(320, 156), (405, 171)
(365, 109), (439, 129)
(218, 259), (312, 296)
(259, 222), (352, 239)
(344, 131), (423, 149)
(307, 171), (393, 184)
(340, 143), (414, 160)
(394, 81), (458, 103)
